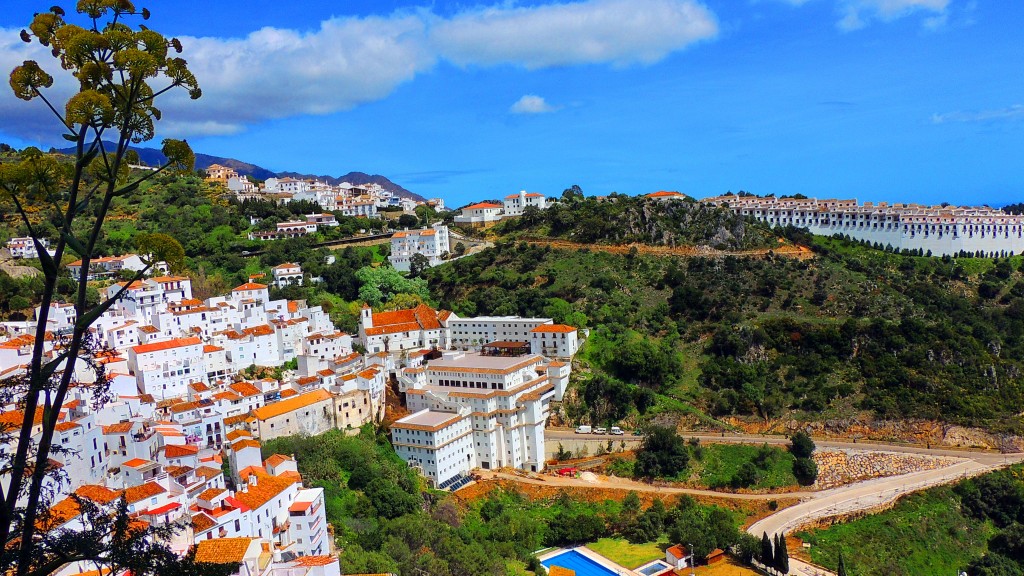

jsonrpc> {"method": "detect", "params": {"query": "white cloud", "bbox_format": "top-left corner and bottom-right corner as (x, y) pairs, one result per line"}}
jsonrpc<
(931, 105), (1024, 124)
(510, 95), (558, 114)
(837, 0), (950, 31)
(769, 0), (950, 30)
(0, 0), (718, 141)
(432, 0), (718, 69)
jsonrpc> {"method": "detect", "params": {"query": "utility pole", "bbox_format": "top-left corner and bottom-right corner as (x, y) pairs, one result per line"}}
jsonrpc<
(689, 543), (695, 576)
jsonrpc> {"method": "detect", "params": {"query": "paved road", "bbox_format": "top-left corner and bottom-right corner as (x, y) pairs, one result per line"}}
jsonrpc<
(542, 429), (1024, 575)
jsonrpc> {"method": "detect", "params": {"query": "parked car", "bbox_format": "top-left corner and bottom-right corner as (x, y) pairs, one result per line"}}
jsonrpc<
(610, 426), (624, 435)
(593, 427), (607, 435)
(575, 425), (592, 434)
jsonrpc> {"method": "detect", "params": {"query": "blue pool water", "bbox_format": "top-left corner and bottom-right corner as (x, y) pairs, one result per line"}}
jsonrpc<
(542, 550), (619, 576)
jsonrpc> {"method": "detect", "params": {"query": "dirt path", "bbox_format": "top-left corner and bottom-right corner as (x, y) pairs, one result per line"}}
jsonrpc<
(521, 238), (814, 260)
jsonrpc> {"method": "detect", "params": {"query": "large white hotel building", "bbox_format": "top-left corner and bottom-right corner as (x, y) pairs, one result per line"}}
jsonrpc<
(702, 195), (1024, 256)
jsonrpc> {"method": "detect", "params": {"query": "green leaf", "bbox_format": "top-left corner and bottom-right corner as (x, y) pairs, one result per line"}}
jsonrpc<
(112, 179), (140, 197)
(62, 133), (78, 142)
(61, 230), (88, 257)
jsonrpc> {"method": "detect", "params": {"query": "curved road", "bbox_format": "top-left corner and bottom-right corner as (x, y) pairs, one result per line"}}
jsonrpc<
(541, 429), (1024, 575)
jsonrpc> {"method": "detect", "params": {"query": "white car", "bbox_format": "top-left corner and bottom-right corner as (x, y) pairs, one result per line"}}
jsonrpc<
(593, 427), (607, 435)
(610, 426), (624, 435)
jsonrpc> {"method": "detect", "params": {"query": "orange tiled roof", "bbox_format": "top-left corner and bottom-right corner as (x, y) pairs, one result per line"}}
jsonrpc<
(191, 511), (217, 534)
(194, 537), (254, 564)
(225, 429), (252, 441)
(54, 421), (81, 432)
(131, 337), (202, 355)
(233, 472), (297, 511)
(232, 439), (262, 451)
(252, 389), (332, 421)
(194, 466), (222, 480)
(463, 202), (502, 210)
(232, 282), (267, 291)
(123, 482), (166, 504)
(230, 382), (261, 397)
(203, 345), (224, 353)
(264, 454), (293, 467)
(280, 389), (298, 398)
(0, 408), (44, 429)
(292, 556), (338, 567)
(121, 458), (151, 468)
(163, 444), (199, 458)
(531, 324), (577, 333)
(198, 487), (226, 501)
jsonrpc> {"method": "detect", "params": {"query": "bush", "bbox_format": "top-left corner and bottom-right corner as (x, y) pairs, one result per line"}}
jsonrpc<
(793, 457), (818, 486)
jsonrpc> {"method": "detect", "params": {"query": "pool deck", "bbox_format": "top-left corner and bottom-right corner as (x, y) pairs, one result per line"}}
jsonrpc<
(539, 546), (644, 576)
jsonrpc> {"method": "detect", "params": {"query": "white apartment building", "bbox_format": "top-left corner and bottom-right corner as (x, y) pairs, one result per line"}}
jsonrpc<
(529, 324), (580, 359)
(704, 195), (1024, 257)
(445, 315), (553, 350)
(68, 253), (148, 281)
(502, 190), (547, 216)
(127, 337), (208, 400)
(391, 409), (474, 487)
(397, 351), (568, 477)
(389, 224), (450, 272)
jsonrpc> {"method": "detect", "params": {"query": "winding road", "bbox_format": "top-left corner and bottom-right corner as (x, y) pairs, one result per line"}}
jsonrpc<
(534, 429), (1024, 575)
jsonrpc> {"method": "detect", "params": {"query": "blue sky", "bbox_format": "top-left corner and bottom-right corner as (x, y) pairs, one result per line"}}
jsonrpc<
(2, 0), (1022, 208)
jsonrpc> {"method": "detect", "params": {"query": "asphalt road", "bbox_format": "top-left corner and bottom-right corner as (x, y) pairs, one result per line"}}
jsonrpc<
(542, 428), (1024, 575)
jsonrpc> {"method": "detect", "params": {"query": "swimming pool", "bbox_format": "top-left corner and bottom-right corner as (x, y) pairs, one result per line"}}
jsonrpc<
(542, 550), (619, 576)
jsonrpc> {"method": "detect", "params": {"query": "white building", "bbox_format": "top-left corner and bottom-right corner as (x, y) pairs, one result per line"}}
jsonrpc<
(389, 224), (450, 272)
(271, 263), (303, 288)
(127, 337), (207, 400)
(704, 195), (1024, 257)
(68, 253), (148, 281)
(6, 236), (54, 259)
(391, 409), (474, 487)
(529, 324), (580, 359)
(502, 190), (547, 216)
(454, 202), (504, 227)
(397, 351), (567, 477)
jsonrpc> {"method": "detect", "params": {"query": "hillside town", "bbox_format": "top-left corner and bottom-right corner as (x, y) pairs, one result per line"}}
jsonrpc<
(0, 251), (580, 576)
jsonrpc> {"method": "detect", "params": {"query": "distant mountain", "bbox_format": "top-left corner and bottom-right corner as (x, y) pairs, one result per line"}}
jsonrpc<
(56, 143), (424, 202)
(276, 171), (425, 202)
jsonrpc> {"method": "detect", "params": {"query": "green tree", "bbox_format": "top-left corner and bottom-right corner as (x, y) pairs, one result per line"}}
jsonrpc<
(761, 532), (774, 566)
(790, 431), (816, 459)
(1, 5), (202, 576)
(635, 426), (689, 478)
(409, 252), (431, 277)
(793, 457), (819, 486)
(453, 241), (466, 257)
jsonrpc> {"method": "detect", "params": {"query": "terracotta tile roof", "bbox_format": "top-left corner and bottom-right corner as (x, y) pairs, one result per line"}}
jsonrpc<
(191, 511), (217, 534)
(252, 389), (332, 421)
(164, 465), (193, 477)
(646, 190), (685, 198)
(232, 439), (262, 451)
(264, 454), (293, 467)
(139, 325), (159, 334)
(292, 556), (337, 567)
(194, 537), (254, 564)
(54, 421), (81, 432)
(280, 389), (298, 398)
(123, 482), (166, 504)
(233, 472), (297, 511)
(163, 444), (199, 458)
(287, 301), (299, 313)
(214, 391), (241, 402)
(0, 408), (44, 429)
(190, 382), (210, 392)
(225, 429), (252, 441)
(169, 401), (199, 414)
(463, 202), (502, 210)
(531, 324), (577, 333)
(232, 282), (267, 291)
(230, 382), (262, 397)
(122, 458), (151, 468)
(198, 488), (226, 501)
(244, 324), (274, 337)
(131, 336), (202, 355)
(296, 376), (319, 386)
(667, 544), (687, 560)
(224, 413), (254, 426)
(152, 275), (189, 283)
(194, 466), (223, 480)
(75, 484), (121, 504)
(203, 344), (224, 353)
